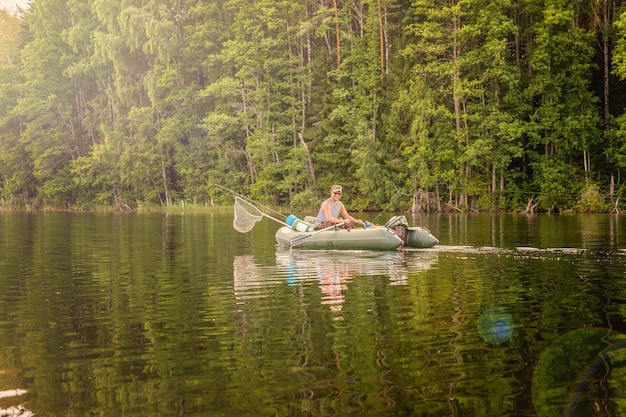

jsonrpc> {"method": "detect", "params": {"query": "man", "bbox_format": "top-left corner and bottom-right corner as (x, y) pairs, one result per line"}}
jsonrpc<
(314, 185), (364, 230)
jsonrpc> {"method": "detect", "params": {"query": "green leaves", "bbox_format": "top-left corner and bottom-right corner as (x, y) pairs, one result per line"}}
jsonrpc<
(0, 0), (621, 211)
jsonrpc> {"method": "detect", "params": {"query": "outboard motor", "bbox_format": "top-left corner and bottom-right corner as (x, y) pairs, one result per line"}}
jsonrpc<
(385, 215), (410, 246)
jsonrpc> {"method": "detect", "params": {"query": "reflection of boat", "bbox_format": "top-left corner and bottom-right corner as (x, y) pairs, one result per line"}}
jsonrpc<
(277, 250), (438, 287)
(233, 250), (439, 301)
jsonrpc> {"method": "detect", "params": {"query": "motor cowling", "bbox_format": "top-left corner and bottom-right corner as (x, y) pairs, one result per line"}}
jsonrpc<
(385, 215), (410, 246)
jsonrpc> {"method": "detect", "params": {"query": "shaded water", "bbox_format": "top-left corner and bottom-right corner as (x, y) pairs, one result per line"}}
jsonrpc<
(1, 212), (626, 416)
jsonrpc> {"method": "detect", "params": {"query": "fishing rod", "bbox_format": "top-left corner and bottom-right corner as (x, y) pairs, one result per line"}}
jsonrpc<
(370, 185), (408, 224)
(209, 183), (288, 219)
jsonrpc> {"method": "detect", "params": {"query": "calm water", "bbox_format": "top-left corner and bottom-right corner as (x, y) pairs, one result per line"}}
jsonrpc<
(1, 212), (626, 416)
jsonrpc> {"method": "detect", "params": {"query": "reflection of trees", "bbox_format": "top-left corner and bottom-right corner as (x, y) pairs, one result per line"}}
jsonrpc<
(435, 213), (624, 249)
(231, 250), (440, 415)
(3, 211), (626, 416)
(532, 327), (626, 417)
(0, 213), (241, 416)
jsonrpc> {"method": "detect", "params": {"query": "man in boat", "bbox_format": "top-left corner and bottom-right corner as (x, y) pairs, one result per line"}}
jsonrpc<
(314, 185), (364, 230)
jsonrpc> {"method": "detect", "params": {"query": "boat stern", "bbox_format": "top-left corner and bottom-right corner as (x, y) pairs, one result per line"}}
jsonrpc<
(406, 227), (439, 248)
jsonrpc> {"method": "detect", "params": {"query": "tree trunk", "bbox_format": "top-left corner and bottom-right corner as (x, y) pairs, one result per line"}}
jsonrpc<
(161, 159), (172, 206)
(523, 196), (536, 214)
(500, 170), (504, 210)
(603, 0), (611, 130)
(298, 133), (316, 184)
(331, 0), (341, 69)
(492, 163), (496, 208)
(377, 0), (385, 80)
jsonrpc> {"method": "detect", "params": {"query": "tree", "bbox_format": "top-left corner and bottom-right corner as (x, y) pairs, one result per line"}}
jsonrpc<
(0, 0), (623, 212)
(18, 0), (86, 206)
(0, 10), (32, 205)
(525, 0), (601, 211)
(203, 0), (310, 207)
(386, 77), (455, 212)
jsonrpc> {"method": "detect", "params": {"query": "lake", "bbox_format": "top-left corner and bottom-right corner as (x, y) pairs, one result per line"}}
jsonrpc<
(1, 211), (626, 416)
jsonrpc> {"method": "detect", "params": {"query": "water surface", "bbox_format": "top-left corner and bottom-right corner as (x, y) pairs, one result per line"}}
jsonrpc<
(1, 212), (626, 416)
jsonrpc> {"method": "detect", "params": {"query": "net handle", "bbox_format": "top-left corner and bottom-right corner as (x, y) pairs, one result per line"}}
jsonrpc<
(211, 184), (287, 220)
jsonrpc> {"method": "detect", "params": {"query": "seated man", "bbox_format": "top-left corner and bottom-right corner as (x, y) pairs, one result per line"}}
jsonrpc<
(314, 185), (363, 230)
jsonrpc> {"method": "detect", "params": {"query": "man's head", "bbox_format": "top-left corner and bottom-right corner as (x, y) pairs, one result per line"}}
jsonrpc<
(330, 185), (342, 197)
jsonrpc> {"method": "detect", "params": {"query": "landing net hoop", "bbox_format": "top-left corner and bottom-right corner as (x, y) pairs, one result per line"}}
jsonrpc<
(233, 196), (264, 233)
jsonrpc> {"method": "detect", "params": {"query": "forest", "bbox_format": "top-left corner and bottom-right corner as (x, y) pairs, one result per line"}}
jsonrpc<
(2, 0), (626, 213)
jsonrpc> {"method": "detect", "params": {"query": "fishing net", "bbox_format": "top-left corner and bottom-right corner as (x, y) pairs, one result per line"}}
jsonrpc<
(233, 196), (264, 233)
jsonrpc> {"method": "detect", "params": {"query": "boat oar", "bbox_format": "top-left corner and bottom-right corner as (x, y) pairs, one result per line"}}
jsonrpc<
(290, 222), (345, 248)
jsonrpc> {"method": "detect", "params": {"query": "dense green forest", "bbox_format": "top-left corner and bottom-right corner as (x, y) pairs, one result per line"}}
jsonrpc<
(3, 0), (626, 213)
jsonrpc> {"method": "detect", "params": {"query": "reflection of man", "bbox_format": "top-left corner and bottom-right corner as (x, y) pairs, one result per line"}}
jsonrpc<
(317, 261), (350, 313)
(233, 255), (262, 300)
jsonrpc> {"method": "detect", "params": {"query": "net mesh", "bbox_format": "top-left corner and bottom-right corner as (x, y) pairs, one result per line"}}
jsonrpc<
(233, 196), (264, 233)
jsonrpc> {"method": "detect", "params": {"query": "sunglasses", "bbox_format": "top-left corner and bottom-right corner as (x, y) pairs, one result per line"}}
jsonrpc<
(333, 191), (342, 195)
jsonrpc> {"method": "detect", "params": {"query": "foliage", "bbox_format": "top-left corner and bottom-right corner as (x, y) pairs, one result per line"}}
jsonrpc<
(575, 182), (609, 213)
(0, 0), (625, 212)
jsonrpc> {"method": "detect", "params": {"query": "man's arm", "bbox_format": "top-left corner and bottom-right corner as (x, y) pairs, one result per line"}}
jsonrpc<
(340, 204), (363, 225)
